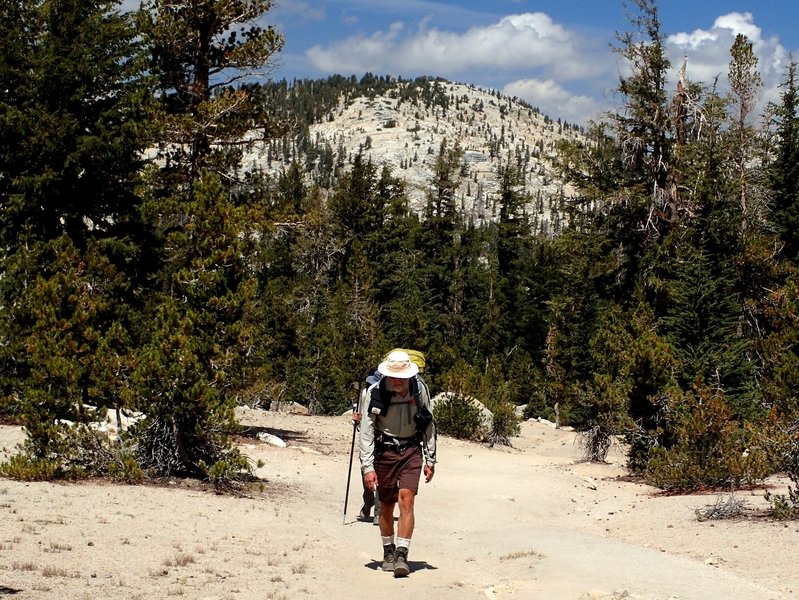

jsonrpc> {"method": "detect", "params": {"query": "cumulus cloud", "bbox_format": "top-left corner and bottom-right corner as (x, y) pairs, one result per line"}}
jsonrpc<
(303, 8), (792, 124)
(306, 12), (609, 81)
(665, 12), (789, 108)
(503, 78), (603, 124)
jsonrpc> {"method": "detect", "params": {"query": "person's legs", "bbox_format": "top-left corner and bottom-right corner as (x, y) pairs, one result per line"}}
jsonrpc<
(378, 500), (395, 536)
(378, 500), (396, 571)
(393, 489), (415, 577)
(396, 488), (415, 538)
(360, 485), (375, 519)
(375, 447), (421, 575)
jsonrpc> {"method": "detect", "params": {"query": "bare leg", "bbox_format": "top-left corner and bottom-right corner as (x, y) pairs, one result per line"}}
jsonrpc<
(396, 488), (416, 539)
(379, 500), (395, 537)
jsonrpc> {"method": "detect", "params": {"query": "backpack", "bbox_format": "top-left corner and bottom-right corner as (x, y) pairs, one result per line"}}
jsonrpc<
(365, 349), (433, 432)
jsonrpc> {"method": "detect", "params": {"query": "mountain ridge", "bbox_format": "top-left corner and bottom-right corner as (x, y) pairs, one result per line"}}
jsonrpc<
(245, 77), (584, 234)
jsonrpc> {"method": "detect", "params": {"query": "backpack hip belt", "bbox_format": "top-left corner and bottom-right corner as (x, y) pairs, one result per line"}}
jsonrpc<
(375, 433), (420, 453)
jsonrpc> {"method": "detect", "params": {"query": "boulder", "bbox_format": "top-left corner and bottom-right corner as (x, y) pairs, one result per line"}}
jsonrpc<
(270, 401), (309, 415)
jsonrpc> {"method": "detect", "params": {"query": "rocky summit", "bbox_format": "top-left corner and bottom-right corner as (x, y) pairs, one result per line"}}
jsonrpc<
(243, 78), (583, 234)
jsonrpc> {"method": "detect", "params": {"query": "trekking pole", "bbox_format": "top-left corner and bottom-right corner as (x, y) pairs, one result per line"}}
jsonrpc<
(343, 379), (363, 524)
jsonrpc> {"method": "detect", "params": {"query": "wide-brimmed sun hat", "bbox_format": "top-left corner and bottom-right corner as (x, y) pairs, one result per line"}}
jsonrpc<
(377, 350), (419, 379)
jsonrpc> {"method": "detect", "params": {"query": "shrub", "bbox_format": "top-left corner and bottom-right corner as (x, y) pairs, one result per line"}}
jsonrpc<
(765, 489), (799, 520)
(435, 394), (485, 441)
(201, 448), (255, 492)
(487, 399), (520, 447)
(577, 374), (633, 462)
(107, 452), (145, 483)
(643, 385), (770, 491)
(760, 416), (799, 519)
(0, 453), (59, 481)
(578, 425), (613, 463)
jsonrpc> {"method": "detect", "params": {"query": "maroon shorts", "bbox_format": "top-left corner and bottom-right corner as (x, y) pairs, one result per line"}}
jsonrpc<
(374, 444), (423, 504)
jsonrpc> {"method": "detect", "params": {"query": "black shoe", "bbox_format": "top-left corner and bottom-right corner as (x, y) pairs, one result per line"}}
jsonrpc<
(359, 504), (372, 520)
(393, 547), (409, 578)
(381, 543), (396, 572)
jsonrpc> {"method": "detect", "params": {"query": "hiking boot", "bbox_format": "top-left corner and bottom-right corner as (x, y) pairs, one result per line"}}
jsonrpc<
(381, 543), (396, 572)
(393, 547), (409, 578)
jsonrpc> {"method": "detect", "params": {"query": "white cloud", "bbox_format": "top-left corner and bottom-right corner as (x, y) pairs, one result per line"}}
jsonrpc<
(300, 8), (793, 125)
(306, 12), (609, 81)
(665, 12), (790, 110)
(503, 78), (602, 124)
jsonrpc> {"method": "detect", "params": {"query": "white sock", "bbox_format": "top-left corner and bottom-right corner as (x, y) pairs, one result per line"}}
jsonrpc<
(381, 535), (395, 546)
(396, 537), (411, 550)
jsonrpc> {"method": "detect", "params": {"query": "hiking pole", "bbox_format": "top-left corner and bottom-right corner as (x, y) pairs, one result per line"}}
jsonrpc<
(343, 379), (363, 524)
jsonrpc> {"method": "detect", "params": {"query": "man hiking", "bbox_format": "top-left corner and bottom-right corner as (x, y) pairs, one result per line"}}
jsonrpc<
(359, 350), (437, 578)
(353, 369), (380, 523)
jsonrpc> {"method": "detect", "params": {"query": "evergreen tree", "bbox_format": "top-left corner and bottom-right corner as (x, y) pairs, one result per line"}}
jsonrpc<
(0, 0), (152, 460)
(418, 140), (464, 368)
(133, 173), (255, 477)
(134, 0), (284, 476)
(139, 0), (284, 191)
(727, 34), (764, 227)
(769, 61), (799, 261)
(0, 0), (150, 249)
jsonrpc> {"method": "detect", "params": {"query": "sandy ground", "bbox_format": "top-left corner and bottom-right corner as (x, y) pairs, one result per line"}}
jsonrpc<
(0, 407), (797, 600)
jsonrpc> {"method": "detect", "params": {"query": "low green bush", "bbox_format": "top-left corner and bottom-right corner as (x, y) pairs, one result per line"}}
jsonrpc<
(435, 394), (485, 441)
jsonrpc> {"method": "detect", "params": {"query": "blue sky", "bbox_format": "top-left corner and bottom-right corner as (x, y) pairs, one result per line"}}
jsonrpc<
(266, 0), (799, 124)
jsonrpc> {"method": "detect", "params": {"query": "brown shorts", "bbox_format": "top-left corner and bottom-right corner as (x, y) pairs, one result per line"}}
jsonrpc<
(374, 444), (423, 504)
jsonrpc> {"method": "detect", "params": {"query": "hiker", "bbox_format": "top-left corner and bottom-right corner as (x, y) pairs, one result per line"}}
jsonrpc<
(353, 370), (380, 523)
(356, 350), (428, 523)
(359, 350), (437, 578)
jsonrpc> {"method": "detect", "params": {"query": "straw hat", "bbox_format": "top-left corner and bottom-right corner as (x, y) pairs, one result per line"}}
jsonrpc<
(377, 350), (419, 379)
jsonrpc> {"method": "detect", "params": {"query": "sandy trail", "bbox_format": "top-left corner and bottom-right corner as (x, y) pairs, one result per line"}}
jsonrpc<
(0, 409), (796, 599)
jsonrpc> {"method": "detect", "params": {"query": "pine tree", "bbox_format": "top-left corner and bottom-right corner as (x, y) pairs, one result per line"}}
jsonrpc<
(727, 34), (764, 226)
(769, 61), (799, 261)
(418, 140), (464, 366)
(0, 0), (152, 460)
(133, 173), (255, 477)
(138, 0), (284, 191)
(133, 0), (284, 477)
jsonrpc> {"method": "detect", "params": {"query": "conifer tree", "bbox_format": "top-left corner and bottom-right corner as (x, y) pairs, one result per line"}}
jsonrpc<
(0, 0), (151, 460)
(134, 0), (284, 476)
(727, 34), (764, 226)
(418, 140), (465, 367)
(133, 173), (256, 477)
(769, 61), (799, 261)
(138, 0), (284, 191)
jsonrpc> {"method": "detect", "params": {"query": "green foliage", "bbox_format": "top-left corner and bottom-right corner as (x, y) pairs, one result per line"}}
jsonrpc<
(768, 61), (799, 261)
(0, 421), (127, 481)
(439, 359), (521, 445)
(0, 453), (60, 481)
(766, 490), (799, 520)
(434, 393), (485, 441)
(643, 385), (770, 491)
(107, 452), (145, 484)
(201, 450), (254, 493)
(3, 0), (799, 497)
(488, 399), (520, 447)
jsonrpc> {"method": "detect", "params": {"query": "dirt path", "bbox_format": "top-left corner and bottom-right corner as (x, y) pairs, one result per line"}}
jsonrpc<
(0, 409), (796, 599)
